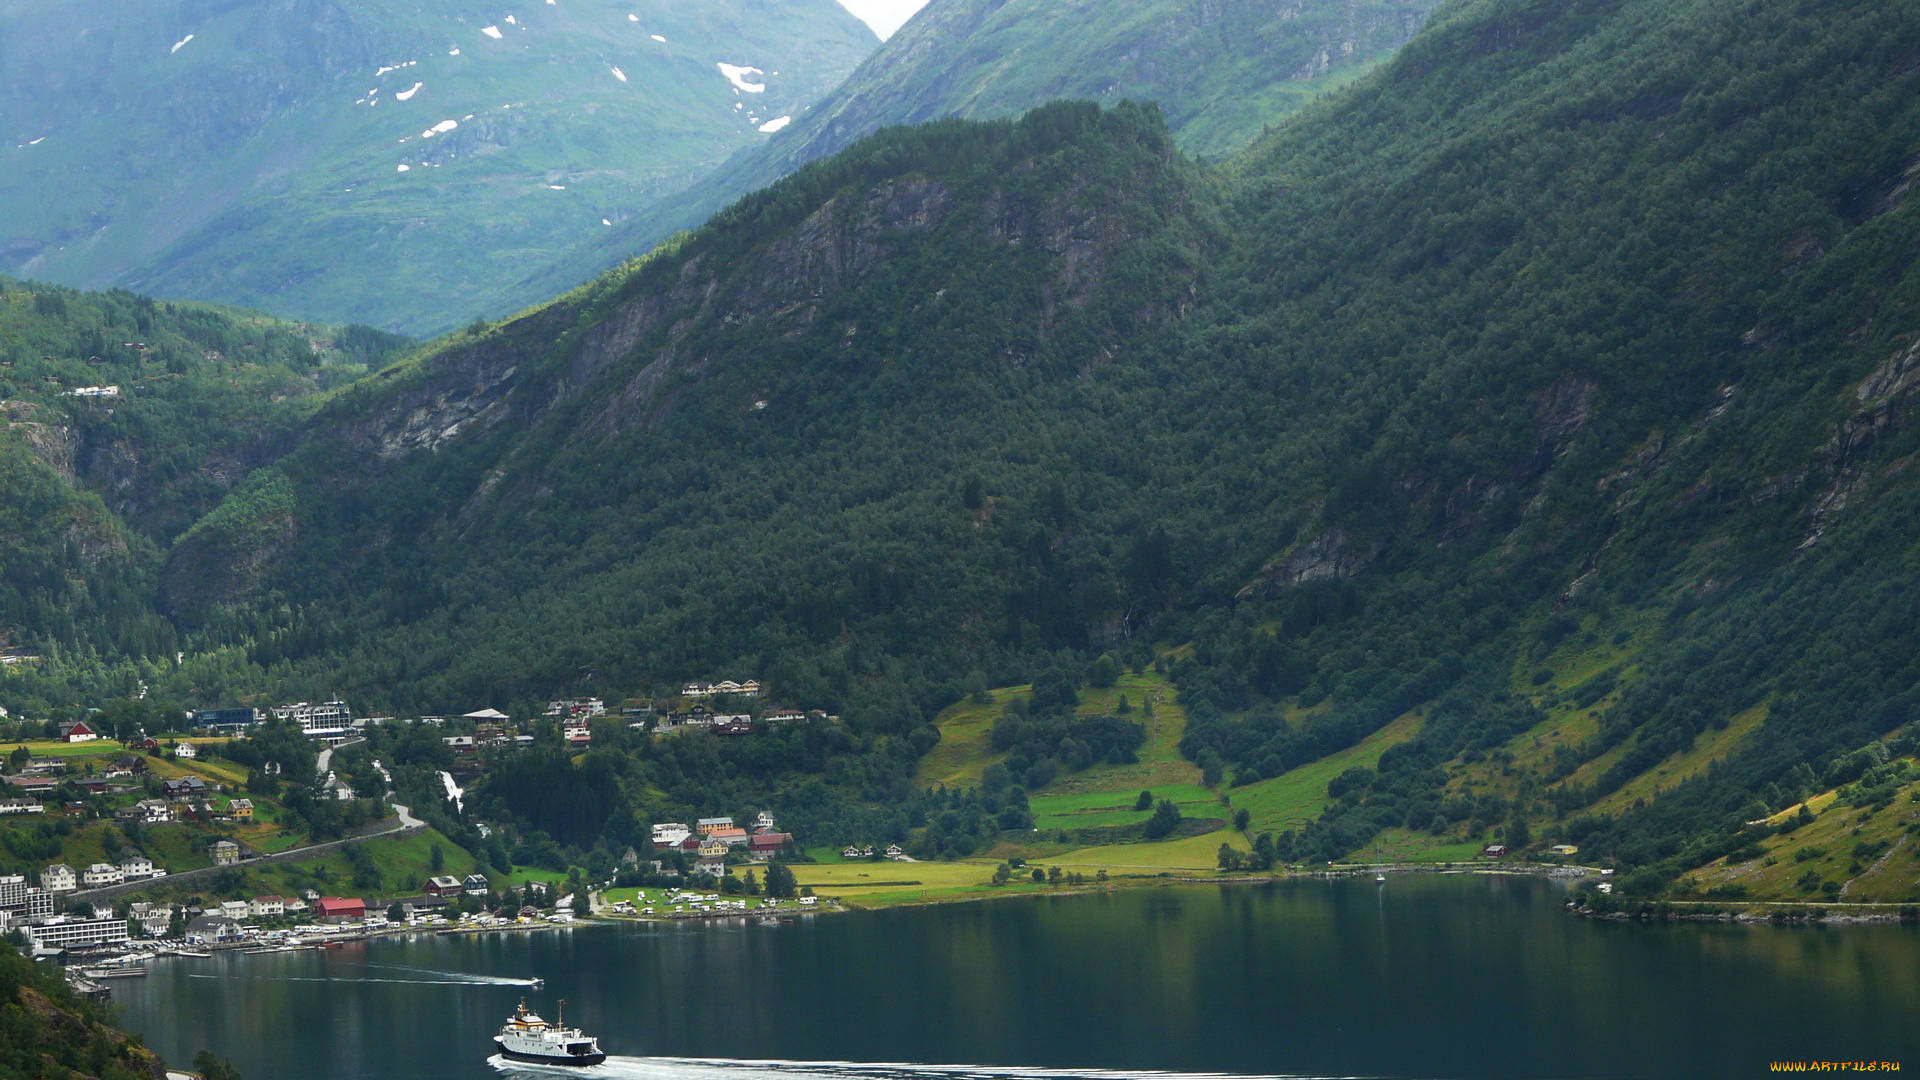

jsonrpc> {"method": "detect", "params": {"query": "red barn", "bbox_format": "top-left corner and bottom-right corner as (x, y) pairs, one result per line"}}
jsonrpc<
(315, 896), (366, 921)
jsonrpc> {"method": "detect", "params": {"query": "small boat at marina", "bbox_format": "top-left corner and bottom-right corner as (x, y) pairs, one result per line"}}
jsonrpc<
(494, 999), (605, 1066)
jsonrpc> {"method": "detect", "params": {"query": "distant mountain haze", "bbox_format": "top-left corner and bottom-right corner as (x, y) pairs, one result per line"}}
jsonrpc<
(519, 0), (1441, 320)
(0, 0), (877, 335)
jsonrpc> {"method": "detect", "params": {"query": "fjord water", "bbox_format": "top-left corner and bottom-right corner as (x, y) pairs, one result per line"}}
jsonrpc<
(114, 876), (1919, 1080)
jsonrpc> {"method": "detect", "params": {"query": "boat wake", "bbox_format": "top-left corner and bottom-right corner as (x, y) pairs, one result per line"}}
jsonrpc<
(487, 1055), (1367, 1080)
(187, 972), (541, 987)
(363, 963), (543, 986)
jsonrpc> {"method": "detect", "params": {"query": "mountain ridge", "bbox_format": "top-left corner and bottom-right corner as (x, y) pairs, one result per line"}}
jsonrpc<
(5, 0), (1920, 895)
(0, 0), (877, 335)
(522, 0), (1440, 314)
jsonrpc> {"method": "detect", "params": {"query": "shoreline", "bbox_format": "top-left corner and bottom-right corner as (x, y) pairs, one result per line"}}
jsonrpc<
(795, 861), (1920, 925)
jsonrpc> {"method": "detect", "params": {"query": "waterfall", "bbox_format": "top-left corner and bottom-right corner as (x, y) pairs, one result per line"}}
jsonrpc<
(439, 769), (464, 812)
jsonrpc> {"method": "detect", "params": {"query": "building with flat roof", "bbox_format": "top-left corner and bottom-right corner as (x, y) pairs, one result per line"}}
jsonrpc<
(272, 699), (353, 737)
(195, 707), (264, 733)
(26, 916), (128, 952)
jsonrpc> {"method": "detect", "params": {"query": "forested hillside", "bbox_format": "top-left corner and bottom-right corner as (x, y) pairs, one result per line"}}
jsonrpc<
(4, 0), (1920, 898)
(0, 942), (171, 1079)
(530, 0), (1439, 308)
(0, 0), (876, 334)
(0, 278), (404, 709)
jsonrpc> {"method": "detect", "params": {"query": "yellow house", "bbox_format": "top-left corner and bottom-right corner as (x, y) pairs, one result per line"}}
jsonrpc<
(230, 799), (254, 820)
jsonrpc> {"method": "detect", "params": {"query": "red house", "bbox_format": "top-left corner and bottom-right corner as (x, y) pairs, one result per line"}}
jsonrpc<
(424, 875), (464, 898)
(748, 832), (794, 859)
(314, 896), (367, 921)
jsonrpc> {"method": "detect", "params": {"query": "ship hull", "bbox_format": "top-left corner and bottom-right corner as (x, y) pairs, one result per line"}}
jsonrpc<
(494, 1037), (606, 1066)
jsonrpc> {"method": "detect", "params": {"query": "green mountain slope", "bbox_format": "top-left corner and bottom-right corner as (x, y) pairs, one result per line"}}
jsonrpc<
(7, 0), (1920, 898)
(0, 941), (174, 1079)
(0, 0), (875, 335)
(0, 276), (404, 705)
(529, 0), (1440, 310)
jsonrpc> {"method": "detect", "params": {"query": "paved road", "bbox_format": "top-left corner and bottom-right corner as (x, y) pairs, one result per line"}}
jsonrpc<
(68, 817), (421, 903)
(313, 736), (365, 778)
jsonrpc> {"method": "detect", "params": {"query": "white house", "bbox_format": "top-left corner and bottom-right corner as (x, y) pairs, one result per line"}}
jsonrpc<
(220, 900), (250, 921)
(209, 840), (241, 866)
(172, 742), (198, 759)
(249, 896), (286, 918)
(80, 863), (124, 888)
(117, 799), (173, 825)
(40, 864), (76, 893)
(119, 855), (159, 880)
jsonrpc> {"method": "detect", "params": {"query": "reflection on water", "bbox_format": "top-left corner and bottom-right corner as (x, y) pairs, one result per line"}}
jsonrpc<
(112, 875), (1920, 1080)
(488, 1056), (1363, 1080)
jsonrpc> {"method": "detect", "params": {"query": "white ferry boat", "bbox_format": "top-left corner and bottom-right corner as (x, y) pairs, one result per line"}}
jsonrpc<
(494, 1000), (605, 1066)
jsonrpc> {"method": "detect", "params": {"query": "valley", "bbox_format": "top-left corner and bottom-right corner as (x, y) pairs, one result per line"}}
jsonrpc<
(3, 1), (1920, 1072)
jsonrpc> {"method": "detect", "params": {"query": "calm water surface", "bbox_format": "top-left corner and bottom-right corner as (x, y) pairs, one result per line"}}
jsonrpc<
(112, 875), (1920, 1080)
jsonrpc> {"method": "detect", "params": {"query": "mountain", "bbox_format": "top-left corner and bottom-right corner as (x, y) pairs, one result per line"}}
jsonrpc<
(754, 0), (1443, 164)
(0, 276), (406, 703)
(8, 0), (1920, 897)
(0, 0), (876, 336)
(527, 0), (1441, 309)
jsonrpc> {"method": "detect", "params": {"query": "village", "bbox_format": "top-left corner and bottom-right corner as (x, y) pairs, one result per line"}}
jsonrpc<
(0, 680), (863, 984)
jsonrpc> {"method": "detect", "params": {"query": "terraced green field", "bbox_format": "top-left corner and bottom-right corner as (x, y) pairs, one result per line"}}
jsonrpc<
(1230, 710), (1424, 834)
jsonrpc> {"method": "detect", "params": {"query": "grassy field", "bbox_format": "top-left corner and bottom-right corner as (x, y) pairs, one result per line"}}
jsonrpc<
(503, 866), (571, 888)
(123, 827), (480, 904)
(1582, 704), (1769, 817)
(1051, 830), (1247, 873)
(791, 858), (1005, 906)
(917, 670), (1201, 792)
(1028, 783), (1218, 831)
(916, 687), (1020, 787)
(1230, 709), (1423, 833)
(600, 885), (780, 911)
(0, 740), (128, 758)
(1685, 773), (1920, 903)
(1359, 827), (1488, 863)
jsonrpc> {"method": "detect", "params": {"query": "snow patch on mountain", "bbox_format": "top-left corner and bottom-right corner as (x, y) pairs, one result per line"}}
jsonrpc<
(396, 82), (422, 101)
(169, 34), (194, 53)
(717, 63), (766, 93)
(759, 116), (791, 133)
(481, 25), (503, 39)
(610, 66), (627, 82)
(421, 119), (459, 137)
